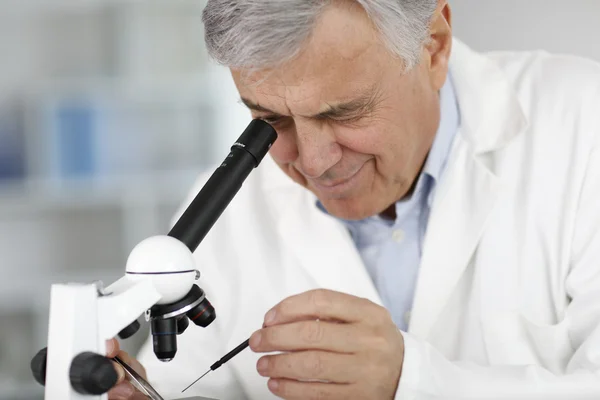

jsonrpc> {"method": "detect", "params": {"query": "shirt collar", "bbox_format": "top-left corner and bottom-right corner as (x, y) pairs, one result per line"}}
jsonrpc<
(422, 73), (460, 187)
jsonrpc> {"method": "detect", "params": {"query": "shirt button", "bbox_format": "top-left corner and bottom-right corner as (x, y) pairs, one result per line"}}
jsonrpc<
(404, 310), (412, 326)
(392, 229), (405, 243)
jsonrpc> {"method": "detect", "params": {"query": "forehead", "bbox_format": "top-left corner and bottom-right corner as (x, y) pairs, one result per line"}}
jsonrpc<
(232, 2), (400, 114)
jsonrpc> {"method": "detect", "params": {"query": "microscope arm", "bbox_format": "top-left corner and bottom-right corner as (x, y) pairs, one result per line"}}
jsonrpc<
(99, 277), (162, 340)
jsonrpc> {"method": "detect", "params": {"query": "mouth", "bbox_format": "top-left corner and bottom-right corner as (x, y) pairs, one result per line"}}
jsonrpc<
(309, 163), (367, 197)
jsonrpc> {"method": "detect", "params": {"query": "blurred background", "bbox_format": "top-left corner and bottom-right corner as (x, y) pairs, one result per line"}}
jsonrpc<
(1, 0), (599, 399)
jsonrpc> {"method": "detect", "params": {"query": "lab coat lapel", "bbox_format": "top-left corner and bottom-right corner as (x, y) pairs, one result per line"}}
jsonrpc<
(273, 186), (382, 305)
(408, 135), (500, 338)
(408, 39), (528, 338)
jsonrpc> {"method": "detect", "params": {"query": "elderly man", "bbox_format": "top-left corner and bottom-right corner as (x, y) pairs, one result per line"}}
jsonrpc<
(107, 0), (600, 399)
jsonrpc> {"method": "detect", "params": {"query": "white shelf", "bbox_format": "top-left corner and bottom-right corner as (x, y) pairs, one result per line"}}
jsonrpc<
(0, 169), (204, 214)
(24, 75), (214, 105)
(1, 0), (205, 14)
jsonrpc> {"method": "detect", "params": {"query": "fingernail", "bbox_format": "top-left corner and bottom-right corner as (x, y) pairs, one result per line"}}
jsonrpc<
(110, 382), (135, 399)
(264, 309), (276, 325)
(106, 340), (115, 355)
(257, 358), (269, 374)
(250, 331), (262, 349)
(268, 379), (279, 391)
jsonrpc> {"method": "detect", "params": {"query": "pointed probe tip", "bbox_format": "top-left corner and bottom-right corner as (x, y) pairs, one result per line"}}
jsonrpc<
(182, 369), (211, 393)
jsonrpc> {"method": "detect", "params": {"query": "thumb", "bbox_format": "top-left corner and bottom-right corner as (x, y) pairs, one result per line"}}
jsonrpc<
(106, 339), (121, 358)
(108, 381), (136, 399)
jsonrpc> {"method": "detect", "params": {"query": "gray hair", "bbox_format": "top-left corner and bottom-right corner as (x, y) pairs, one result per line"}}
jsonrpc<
(202, 0), (438, 71)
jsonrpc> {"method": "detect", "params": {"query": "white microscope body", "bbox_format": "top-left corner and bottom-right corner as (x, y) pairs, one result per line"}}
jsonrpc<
(44, 236), (198, 399)
(31, 120), (277, 400)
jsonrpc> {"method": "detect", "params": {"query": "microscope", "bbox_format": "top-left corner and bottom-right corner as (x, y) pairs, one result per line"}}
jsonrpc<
(29, 120), (277, 399)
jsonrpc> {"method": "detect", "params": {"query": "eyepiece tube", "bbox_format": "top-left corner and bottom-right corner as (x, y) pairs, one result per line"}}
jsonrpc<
(168, 119), (277, 252)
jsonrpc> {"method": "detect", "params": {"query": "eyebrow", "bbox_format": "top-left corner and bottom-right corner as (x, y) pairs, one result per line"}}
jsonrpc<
(240, 88), (380, 120)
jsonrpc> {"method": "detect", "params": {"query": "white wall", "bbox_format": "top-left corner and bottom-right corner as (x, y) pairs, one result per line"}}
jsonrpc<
(452, 0), (600, 61)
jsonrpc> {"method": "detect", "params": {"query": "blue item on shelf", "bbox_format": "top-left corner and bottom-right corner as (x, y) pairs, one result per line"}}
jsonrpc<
(54, 103), (97, 178)
(0, 109), (25, 180)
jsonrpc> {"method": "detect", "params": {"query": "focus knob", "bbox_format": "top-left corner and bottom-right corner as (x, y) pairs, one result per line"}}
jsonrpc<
(70, 352), (118, 395)
(31, 347), (48, 386)
(118, 319), (141, 339)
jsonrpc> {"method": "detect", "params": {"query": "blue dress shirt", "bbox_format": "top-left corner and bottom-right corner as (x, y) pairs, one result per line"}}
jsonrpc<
(318, 75), (460, 331)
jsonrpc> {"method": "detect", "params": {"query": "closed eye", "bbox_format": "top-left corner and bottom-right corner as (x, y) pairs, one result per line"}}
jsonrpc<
(321, 114), (364, 124)
(261, 115), (283, 125)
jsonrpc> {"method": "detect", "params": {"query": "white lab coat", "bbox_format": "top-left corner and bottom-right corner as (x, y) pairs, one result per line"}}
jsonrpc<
(138, 39), (600, 399)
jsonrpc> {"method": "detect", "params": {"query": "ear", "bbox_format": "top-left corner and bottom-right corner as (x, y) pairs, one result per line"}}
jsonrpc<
(424, 0), (452, 91)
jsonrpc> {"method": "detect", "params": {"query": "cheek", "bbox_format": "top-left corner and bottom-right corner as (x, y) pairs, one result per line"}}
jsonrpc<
(333, 124), (381, 153)
(333, 121), (416, 190)
(332, 123), (399, 166)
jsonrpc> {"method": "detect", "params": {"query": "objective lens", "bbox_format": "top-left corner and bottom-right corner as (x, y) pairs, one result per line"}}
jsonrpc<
(177, 316), (190, 335)
(151, 318), (177, 361)
(186, 297), (216, 328)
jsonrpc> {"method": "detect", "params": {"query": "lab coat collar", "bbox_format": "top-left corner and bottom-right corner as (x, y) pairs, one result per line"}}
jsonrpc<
(407, 40), (529, 338)
(449, 39), (528, 153)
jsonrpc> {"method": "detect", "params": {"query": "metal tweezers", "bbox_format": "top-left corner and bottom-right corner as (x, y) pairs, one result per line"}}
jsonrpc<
(114, 356), (165, 400)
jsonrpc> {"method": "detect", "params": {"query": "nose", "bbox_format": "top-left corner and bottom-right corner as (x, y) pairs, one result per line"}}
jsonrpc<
(294, 119), (342, 178)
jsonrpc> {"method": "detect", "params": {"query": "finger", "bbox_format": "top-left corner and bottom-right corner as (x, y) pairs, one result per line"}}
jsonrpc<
(106, 339), (121, 358)
(250, 320), (367, 353)
(264, 289), (384, 327)
(108, 381), (136, 399)
(131, 393), (154, 400)
(267, 378), (356, 400)
(115, 350), (147, 380)
(257, 351), (360, 384)
(111, 361), (126, 385)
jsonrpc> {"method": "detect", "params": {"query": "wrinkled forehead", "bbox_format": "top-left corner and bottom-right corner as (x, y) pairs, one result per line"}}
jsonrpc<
(231, 3), (398, 114)
(234, 69), (379, 115)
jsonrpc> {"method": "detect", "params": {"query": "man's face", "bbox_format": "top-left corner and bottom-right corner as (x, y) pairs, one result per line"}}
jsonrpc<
(232, 2), (450, 220)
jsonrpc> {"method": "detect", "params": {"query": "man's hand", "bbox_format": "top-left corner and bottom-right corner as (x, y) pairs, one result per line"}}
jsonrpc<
(106, 339), (149, 400)
(249, 289), (405, 400)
